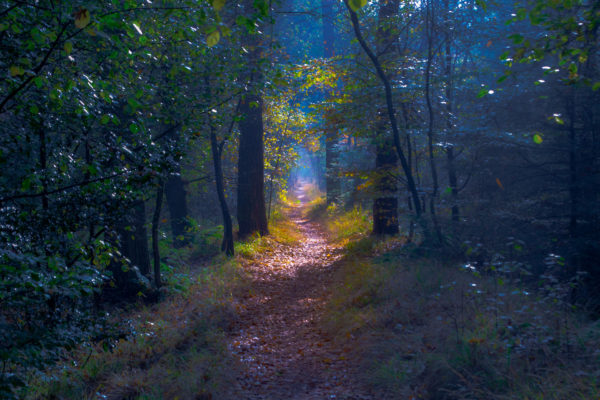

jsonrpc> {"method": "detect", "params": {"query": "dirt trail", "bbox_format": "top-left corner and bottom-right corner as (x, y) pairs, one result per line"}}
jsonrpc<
(227, 185), (372, 400)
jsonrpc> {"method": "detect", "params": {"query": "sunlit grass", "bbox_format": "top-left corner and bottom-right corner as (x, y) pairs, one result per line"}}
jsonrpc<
(26, 254), (242, 400)
(322, 234), (600, 399)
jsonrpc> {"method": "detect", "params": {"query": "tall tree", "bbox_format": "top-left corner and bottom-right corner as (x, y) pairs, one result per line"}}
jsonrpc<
(322, 0), (341, 205)
(237, 0), (269, 238)
(344, 0), (425, 235)
(372, 0), (401, 235)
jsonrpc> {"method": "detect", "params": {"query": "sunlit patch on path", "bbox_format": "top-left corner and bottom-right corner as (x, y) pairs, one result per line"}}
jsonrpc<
(227, 185), (372, 399)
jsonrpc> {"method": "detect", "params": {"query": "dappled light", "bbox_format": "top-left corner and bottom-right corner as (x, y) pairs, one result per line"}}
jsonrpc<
(2, 0), (599, 399)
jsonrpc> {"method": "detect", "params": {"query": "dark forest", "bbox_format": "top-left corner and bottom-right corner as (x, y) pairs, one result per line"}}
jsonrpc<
(1, 0), (599, 398)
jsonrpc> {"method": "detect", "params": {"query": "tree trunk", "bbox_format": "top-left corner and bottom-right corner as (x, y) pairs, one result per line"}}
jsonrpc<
(237, 4), (269, 239)
(152, 183), (164, 288)
(209, 102), (235, 256)
(373, 137), (400, 235)
(165, 168), (190, 248)
(371, 0), (401, 235)
(119, 200), (151, 277)
(424, 0), (443, 243)
(443, 0), (460, 223)
(237, 93), (269, 238)
(345, 1), (422, 222)
(107, 199), (151, 298)
(322, 0), (340, 206)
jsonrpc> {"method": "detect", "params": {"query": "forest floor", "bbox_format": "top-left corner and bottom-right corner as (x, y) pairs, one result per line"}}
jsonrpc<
(227, 184), (374, 399)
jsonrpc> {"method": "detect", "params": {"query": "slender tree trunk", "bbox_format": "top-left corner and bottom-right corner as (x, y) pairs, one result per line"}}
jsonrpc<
(165, 167), (190, 248)
(424, 0), (443, 243)
(373, 137), (400, 235)
(38, 127), (48, 212)
(237, 6), (269, 239)
(209, 107), (235, 255)
(443, 0), (460, 223)
(568, 93), (578, 237)
(372, 0), (401, 235)
(237, 93), (269, 238)
(152, 182), (164, 288)
(345, 1), (425, 233)
(322, 0), (340, 206)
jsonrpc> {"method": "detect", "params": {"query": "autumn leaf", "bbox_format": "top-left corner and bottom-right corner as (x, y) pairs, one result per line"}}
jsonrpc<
(207, 31), (220, 47)
(212, 0), (226, 11)
(74, 8), (91, 29)
(348, 0), (367, 12)
(64, 41), (73, 55)
(496, 178), (504, 190)
(9, 65), (25, 77)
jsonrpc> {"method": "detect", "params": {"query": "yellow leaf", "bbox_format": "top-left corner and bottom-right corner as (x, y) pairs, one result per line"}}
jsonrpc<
(207, 31), (220, 47)
(212, 0), (226, 11)
(496, 178), (504, 190)
(9, 65), (24, 77)
(64, 41), (73, 55)
(74, 8), (91, 29)
(348, 0), (367, 12)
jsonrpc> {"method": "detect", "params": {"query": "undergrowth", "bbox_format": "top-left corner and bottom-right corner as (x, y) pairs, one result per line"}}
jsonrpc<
(26, 249), (242, 400)
(311, 202), (600, 399)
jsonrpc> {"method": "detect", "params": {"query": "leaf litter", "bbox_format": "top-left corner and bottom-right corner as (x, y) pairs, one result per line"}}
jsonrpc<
(227, 186), (374, 399)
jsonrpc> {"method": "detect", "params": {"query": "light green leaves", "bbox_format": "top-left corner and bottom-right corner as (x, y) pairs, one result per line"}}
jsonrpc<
(207, 31), (220, 47)
(533, 134), (543, 144)
(348, 0), (367, 12)
(64, 42), (73, 55)
(74, 8), (91, 29)
(9, 65), (25, 77)
(212, 0), (226, 11)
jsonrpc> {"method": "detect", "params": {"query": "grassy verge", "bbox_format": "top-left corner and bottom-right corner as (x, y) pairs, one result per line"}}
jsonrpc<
(26, 208), (300, 400)
(26, 249), (241, 400)
(311, 202), (600, 399)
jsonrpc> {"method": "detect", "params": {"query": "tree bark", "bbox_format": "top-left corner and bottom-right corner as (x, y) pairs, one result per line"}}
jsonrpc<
(424, 0), (443, 243)
(165, 167), (191, 248)
(322, 0), (341, 206)
(152, 182), (164, 288)
(372, 0), (401, 235)
(345, 1), (425, 228)
(443, 0), (460, 223)
(237, 3), (269, 239)
(237, 93), (269, 238)
(373, 137), (400, 235)
(208, 99), (235, 255)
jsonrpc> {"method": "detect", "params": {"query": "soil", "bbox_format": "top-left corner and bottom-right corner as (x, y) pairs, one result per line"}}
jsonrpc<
(227, 185), (374, 399)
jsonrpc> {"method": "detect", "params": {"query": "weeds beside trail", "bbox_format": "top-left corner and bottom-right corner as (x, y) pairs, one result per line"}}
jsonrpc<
(311, 191), (600, 399)
(28, 184), (600, 399)
(227, 184), (373, 399)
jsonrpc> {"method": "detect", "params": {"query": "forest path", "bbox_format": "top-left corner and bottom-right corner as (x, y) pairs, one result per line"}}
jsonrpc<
(227, 184), (372, 400)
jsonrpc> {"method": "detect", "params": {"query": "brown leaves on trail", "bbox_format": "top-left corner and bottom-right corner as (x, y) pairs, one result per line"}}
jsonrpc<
(227, 186), (372, 399)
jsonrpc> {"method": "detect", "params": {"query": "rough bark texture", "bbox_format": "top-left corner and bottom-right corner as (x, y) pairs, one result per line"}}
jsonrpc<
(322, 0), (340, 206)
(107, 200), (151, 298)
(118, 200), (150, 277)
(372, 0), (401, 235)
(444, 0), (460, 223)
(345, 1), (423, 222)
(237, 2), (269, 239)
(165, 169), (190, 248)
(209, 105), (235, 255)
(237, 93), (269, 238)
(152, 183), (164, 288)
(373, 138), (400, 235)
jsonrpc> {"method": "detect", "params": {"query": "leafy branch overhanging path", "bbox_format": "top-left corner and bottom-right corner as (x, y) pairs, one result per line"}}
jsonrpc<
(228, 184), (372, 399)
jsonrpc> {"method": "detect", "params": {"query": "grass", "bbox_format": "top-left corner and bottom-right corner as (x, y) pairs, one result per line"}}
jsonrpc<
(27, 201), (309, 399)
(308, 202), (600, 399)
(26, 250), (242, 400)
